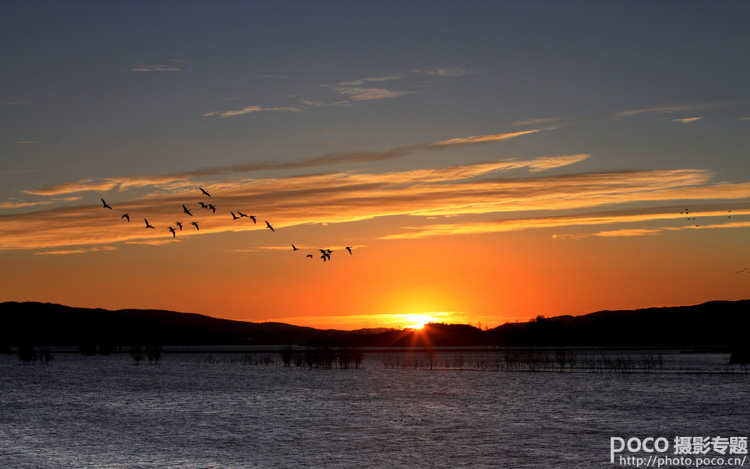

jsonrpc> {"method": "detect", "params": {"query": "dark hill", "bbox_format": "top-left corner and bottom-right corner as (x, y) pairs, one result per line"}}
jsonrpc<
(1, 300), (748, 348)
(487, 300), (750, 348)
(0, 302), (344, 346)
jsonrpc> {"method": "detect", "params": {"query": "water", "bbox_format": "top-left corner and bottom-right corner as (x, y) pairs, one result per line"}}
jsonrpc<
(1, 352), (748, 468)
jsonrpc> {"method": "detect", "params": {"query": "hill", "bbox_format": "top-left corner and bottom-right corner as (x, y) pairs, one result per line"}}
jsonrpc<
(1, 300), (748, 348)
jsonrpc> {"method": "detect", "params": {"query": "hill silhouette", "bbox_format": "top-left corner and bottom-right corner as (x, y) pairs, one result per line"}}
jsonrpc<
(1, 300), (748, 348)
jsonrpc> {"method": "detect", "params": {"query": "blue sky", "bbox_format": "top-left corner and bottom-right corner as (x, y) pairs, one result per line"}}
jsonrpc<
(1, 1), (749, 327)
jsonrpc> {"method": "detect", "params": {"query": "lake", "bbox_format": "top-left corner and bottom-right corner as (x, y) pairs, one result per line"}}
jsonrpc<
(1, 350), (748, 468)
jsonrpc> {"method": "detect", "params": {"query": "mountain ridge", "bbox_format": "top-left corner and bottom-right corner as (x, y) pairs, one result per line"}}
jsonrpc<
(1, 299), (748, 348)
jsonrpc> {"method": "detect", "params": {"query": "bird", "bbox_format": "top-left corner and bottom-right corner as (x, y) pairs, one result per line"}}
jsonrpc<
(346, 247), (352, 255)
(248, 215), (257, 224)
(121, 213), (130, 222)
(199, 202), (207, 209)
(191, 221), (200, 230)
(231, 212), (239, 220)
(101, 199), (112, 209)
(168, 227), (176, 238)
(237, 211), (248, 218)
(207, 204), (216, 213)
(319, 249), (331, 261)
(200, 187), (211, 197)
(306, 254), (313, 258)
(292, 244), (298, 251)
(176, 221), (183, 231)
(182, 204), (193, 216)
(144, 219), (155, 229)
(265, 221), (275, 232)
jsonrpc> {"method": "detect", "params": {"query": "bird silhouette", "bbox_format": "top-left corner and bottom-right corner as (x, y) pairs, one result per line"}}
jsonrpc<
(319, 249), (331, 261)
(265, 221), (275, 232)
(306, 254), (313, 258)
(144, 219), (155, 229)
(176, 221), (183, 231)
(237, 211), (248, 218)
(199, 202), (207, 209)
(249, 215), (257, 224)
(191, 221), (200, 230)
(292, 244), (298, 251)
(121, 213), (130, 222)
(207, 204), (216, 213)
(231, 212), (239, 220)
(346, 247), (352, 255)
(168, 227), (176, 238)
(200, 187), (211, 197)
(101, 199), (112, 209)
(182, 204), (193, 216)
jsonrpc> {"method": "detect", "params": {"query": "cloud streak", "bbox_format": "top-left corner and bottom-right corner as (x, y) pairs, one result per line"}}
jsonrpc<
(23, 129), (546, 196)
(5, 151), (750, 251)
(203, 105), (302, 118)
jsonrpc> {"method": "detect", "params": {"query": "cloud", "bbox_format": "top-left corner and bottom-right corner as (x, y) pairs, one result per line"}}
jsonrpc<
(671, 117), (702, 124)
(511, 117), (560, 127)
(23, 129), (547, 196)
(35, 246), (117, 255)
(338, 75), (405, 86)
(615, 102), (731, 117)
(130, 64), (181, 72)
(5, 156), (749, 252)
(203, 105), (302, 118)
(412, 67), (476, 77)
(329, 86), (411, 101)
(384, 205), (750, 240)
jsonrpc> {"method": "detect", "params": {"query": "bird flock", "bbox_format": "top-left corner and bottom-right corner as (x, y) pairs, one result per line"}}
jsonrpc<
(679, 208), (733, 229)
(100, 187), (353, 262)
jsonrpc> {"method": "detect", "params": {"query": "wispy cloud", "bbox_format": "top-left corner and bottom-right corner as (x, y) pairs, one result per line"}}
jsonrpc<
(671, 117), (702, 124)
(511, 117), (560, 127)
(411, 67), (476, 77)
(130, 64), (182, 72)
(329, 86), (411, 101)
(384, 206), (750, 240)
(203, 105), (302, 118)
(5, 155), (750, 252)
(615, 102), (730, 117)
(35, 246), (117, 255)
(23, 129), (546, 196)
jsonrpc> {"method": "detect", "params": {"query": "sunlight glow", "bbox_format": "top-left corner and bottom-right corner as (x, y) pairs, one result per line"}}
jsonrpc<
(398, 312), (448, 329)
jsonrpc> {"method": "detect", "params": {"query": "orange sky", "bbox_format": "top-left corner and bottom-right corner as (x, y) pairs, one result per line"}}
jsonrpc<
(2, 2), (750, 330)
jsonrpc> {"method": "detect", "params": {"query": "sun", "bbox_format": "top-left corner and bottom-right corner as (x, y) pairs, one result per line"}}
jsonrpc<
(400, 313), (440, 329)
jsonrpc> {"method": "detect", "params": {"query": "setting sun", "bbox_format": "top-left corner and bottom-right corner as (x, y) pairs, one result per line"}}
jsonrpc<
(398, 313), (445, 329)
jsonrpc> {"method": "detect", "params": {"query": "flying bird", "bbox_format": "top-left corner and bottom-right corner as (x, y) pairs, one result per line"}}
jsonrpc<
(168, 227), (176, 238)
(249, 215), (257, 224)
(101, 199), (112, 209)
(306, 254), (313, 258)
(207, 204), (216, 213)
(265, 221), (275, 232)
(237, 211), (248, 218)
(182, 204), (193, 216)
(319, 249), (331, 261)
(292, 244), (298, 251)
(144, 219), (155, 229)
(121, 213), (130, 222)
(231, 212), (239, 220)
(191, 221), (200, 230)
(346, 247), (352, 255)
(200, 187), (211, 197)
(199, 202), (207, 209)
(176, 221), (183, 231)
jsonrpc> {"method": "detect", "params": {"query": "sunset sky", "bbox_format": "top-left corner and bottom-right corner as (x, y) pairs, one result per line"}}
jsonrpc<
(2, 1), (749, 330)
